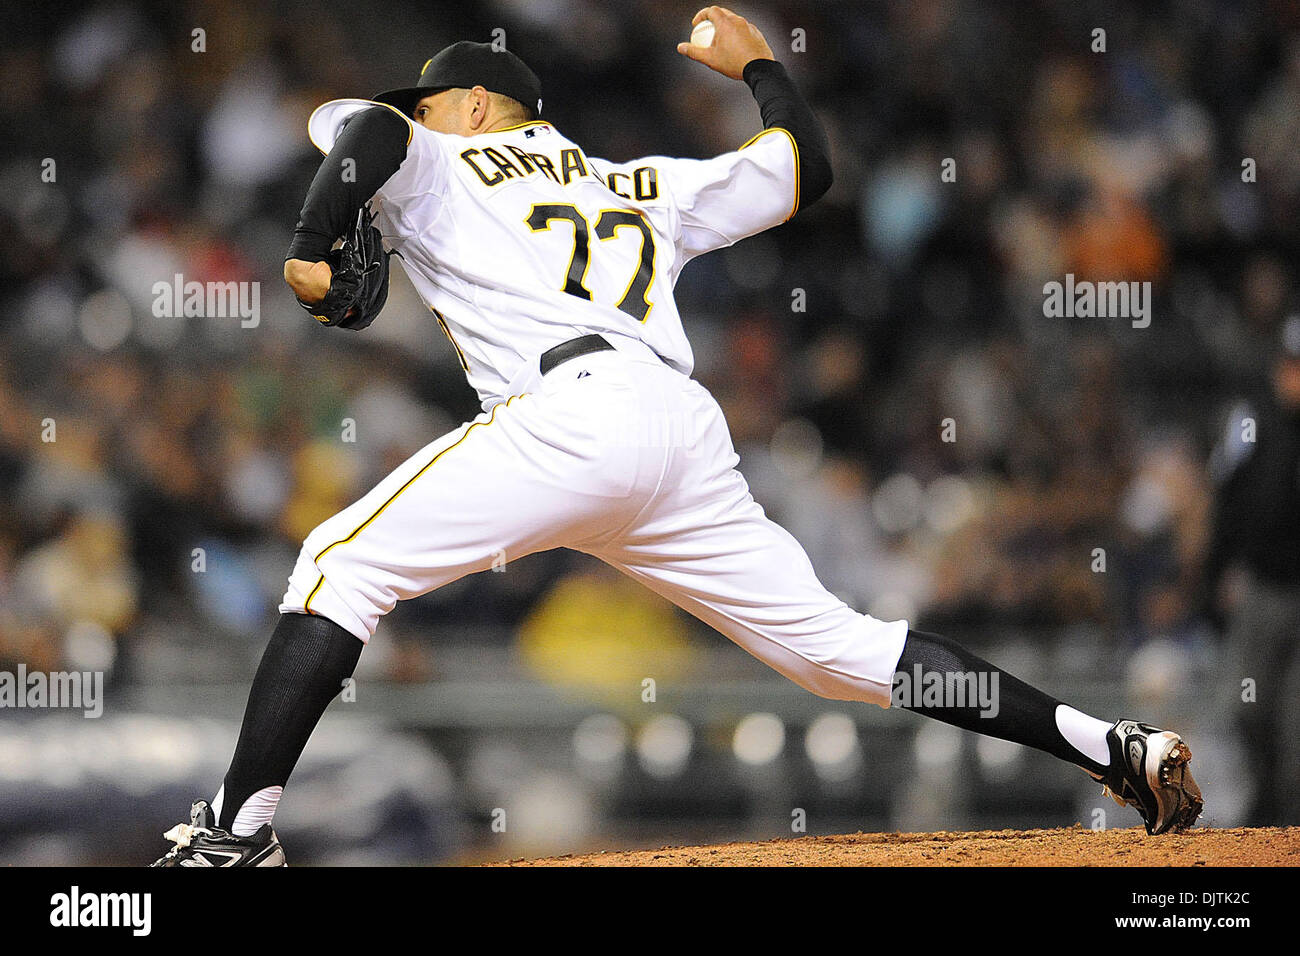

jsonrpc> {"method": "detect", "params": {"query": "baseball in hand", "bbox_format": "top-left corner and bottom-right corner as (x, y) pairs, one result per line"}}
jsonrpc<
(690, 19), (716, 47)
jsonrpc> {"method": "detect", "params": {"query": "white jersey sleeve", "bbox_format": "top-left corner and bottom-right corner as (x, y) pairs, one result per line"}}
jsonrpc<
(306, 98), (452, 228)
(633, 128), (799, 262)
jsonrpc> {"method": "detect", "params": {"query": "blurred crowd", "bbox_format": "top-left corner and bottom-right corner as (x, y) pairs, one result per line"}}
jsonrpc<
(2, 0), (1298, 761)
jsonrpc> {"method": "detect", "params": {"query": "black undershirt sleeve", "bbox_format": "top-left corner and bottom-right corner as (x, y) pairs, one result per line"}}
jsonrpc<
(286, 106), (411, 263)
(741, 58), (833, 210)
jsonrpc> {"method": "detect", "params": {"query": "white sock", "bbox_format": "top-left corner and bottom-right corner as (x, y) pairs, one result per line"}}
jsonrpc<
(212, 785), (284, 837)
(1055, 704), (1112, 768)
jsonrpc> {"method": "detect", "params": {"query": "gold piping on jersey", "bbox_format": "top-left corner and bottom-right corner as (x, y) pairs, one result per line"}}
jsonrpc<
(739, 126), (800, 221)
(490, 120), (553, 135)
(432, 307), (470, 372)
(303, 394), (527, 615)
(307, 99), (414, 156)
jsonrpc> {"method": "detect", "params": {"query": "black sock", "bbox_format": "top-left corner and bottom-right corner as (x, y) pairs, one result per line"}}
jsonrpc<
(893, 629), (1109, 776)
(217, 613), (362, 832)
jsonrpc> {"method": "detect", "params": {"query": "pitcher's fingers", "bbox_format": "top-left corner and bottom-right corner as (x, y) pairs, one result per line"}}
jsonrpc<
(676, 41), (712, 65)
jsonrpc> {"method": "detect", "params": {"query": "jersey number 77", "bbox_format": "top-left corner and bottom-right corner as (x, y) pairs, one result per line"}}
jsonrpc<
(525, 203), (656, 323)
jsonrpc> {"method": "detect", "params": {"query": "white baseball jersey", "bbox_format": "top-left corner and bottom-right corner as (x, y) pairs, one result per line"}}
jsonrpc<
(284, 98), (909, 708)
(307, 99), (800, 409)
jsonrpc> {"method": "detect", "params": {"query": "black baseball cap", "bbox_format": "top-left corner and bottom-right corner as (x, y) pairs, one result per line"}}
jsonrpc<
(373, 41), (542, 119)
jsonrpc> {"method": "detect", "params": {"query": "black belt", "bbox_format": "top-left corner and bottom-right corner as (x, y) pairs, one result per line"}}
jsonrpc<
(539, 334), (615, 375)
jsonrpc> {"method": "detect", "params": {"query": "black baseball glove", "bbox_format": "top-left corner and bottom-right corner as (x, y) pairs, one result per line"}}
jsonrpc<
(297, 204), (391, 331)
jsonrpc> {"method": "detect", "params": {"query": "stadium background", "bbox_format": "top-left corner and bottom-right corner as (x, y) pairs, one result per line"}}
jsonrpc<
(2, 0), (1297, 864)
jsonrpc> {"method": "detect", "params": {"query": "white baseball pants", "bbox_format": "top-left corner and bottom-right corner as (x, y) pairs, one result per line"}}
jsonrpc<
(281, 336), (908, 707)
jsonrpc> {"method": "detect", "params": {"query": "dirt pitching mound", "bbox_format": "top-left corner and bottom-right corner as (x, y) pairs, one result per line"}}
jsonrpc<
(496, 826), (1299, 866)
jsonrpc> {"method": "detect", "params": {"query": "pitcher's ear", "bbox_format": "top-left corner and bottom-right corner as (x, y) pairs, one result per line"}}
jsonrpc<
(469, 86), (491, 128)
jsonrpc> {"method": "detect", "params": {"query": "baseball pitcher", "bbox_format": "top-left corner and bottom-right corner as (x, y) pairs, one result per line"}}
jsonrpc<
(153, 8), (1201, 866)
